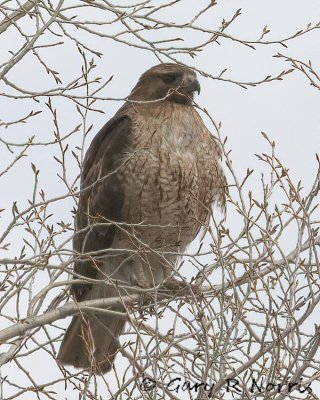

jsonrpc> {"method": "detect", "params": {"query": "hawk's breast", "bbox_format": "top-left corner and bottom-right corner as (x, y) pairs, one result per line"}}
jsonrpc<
(120, 102), (225, 248)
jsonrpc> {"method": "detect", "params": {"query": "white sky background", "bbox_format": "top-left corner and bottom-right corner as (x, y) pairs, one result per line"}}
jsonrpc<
(0, 0), (319, 399)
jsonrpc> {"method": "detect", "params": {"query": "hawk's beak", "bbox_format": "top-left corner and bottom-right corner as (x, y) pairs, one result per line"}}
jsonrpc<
(184, 78), (201, 95)
(192, 79), (201, 95)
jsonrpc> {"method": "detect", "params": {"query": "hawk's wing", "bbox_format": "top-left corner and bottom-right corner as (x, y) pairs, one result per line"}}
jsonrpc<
(71, 112), (132, 301)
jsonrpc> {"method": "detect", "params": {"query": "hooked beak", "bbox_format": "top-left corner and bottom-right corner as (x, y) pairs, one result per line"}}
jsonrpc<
(183, 77), (201, 96)
(189, 78), (201, 95)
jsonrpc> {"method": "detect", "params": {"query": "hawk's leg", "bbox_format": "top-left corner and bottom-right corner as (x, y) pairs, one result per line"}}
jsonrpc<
(162, 258), (181, 289)
(162, 263), (174, 281)
(131, 255), (150, 289)
(130, 255), (156, 318)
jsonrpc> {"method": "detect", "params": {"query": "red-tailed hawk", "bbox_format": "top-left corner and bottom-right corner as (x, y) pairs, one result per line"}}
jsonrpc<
(57, 63), (226, 374)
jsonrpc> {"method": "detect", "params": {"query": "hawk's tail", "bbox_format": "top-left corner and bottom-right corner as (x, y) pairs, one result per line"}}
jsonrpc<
(57, 315), (125, 374)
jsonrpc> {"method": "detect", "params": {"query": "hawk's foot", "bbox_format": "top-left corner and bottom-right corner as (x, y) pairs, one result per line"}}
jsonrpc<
(163, 278), (201, 296)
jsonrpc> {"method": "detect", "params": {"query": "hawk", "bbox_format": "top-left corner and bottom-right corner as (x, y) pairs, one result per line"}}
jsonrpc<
(57, 63), (226, 374)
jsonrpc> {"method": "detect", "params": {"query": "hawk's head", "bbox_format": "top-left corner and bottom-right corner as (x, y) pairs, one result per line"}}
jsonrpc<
(129, 63), (201, 104)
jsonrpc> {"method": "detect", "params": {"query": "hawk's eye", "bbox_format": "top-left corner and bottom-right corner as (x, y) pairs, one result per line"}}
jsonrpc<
(162, 74), (177, 84)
